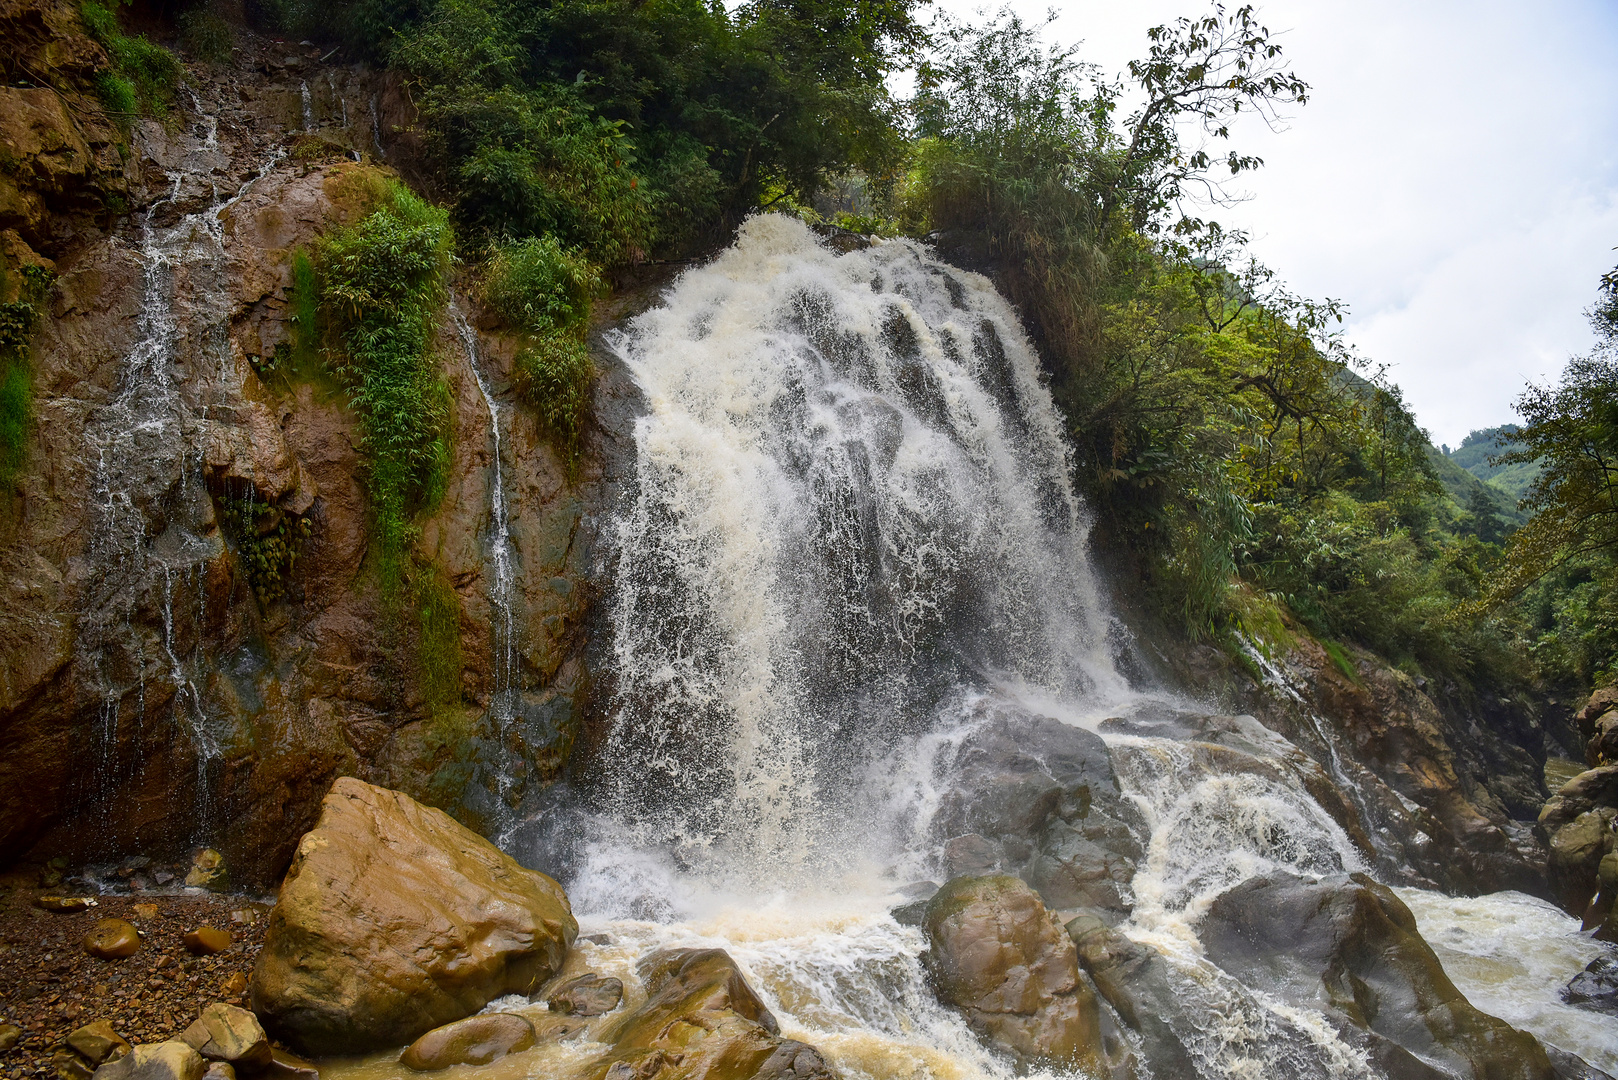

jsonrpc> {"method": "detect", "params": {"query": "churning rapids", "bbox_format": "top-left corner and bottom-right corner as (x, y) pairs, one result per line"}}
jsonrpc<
(339, 216), (1617, 1080)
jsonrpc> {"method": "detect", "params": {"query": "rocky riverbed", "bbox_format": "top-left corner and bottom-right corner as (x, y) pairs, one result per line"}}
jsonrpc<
(0, 872), (268, 1080)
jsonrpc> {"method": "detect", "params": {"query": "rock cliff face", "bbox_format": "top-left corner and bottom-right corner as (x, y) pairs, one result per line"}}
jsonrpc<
(0, 3), (595, 884)
(1139, 620), (1553, 899)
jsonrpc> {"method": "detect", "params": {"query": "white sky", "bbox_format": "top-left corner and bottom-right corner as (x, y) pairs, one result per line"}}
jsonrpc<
(919, 0), (1618, 447)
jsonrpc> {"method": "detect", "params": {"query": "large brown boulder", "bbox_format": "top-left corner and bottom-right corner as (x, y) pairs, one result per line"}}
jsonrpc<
(250, 778), (577, 1056)
(922, 876), (1125, 1075)
(1201, 872), (1554, 1080)
(1547, 808), (1618, 918)
(584, 949), (834, 1080)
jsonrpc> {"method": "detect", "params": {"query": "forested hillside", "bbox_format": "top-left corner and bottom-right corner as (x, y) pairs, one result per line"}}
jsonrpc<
(1450, 425), (1542, 501)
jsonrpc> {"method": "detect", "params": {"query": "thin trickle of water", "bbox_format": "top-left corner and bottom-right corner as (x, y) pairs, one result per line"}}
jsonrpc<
(300, 80), (313, 131)
(452, 305), (522, 840)
(77, 131), (284, 847)
(368, 94), (383, 157)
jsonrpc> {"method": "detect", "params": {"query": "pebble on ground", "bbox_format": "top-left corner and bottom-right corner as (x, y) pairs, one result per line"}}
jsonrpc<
(0, 868), (269, 1080)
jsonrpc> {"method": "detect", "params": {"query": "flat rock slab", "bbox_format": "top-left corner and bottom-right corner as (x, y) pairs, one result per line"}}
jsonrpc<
(401, 1014), (536, 1071)
(180, 1004), (270, 1068)
(91, 1041), (203, 1080)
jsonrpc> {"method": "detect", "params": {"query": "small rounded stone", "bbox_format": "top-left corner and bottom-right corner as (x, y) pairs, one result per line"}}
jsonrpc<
(83, 918), (141, 960)
(183, 927), (233, 955)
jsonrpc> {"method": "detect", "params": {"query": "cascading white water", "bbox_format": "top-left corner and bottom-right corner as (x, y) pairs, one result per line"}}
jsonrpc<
(79, 130), (283, 844)
(452, 304), (523, 840)
(589, 214), (1128, 890)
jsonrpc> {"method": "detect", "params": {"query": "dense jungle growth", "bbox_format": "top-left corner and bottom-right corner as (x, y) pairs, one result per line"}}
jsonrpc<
(206, 0), (1615, 704)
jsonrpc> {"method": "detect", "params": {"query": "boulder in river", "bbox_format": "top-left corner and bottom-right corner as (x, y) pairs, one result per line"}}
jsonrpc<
(927, 709), (1144, 921)
(1064, 912), (1200, 1078)
(585, 948), (833, 1080)
(250, 778), (577, 1056)
(1547, 806), (1618, 917)
(1201, 871), (1555, 1080)
(1564, 956), (1618, 1015)
(922, 875), (1127, 1076)
(400, 1014), (536, 1071)
(546, 973), (624, 1016)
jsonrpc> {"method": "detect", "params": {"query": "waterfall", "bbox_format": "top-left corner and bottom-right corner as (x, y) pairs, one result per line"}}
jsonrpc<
(452, 305), (523, 840)
(505, 216), (1618, 1080)
(300, 81), (313, 131)
(584, 215), (1129, 896)
(77, 139), (283, 848)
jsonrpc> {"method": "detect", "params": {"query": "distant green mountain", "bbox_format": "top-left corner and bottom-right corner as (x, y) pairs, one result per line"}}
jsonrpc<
(1446, 426), (1541, 502)
(1426, 445), (1526, 532)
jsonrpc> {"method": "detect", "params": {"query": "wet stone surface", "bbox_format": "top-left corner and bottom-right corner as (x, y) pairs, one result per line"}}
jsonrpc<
(0, 873), (269, 1080)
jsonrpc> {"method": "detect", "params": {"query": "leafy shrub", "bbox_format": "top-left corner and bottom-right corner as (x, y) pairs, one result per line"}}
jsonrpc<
(315, 183), (454, 590)
(178, 7), (232, 63)
(514, 327), (594, 465)
(483, 235), (598, 334)
(81, 1), (182, 123)
(483, 235), (599, 465)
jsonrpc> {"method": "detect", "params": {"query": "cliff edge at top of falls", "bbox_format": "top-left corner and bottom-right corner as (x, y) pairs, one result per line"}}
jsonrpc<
(0, 0), (599, 885)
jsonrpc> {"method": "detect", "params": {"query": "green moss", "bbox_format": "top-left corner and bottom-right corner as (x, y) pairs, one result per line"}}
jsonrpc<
(0, 265), (52, 491)
(415, 567), (463, 710)
(483, 236), (599, 469)
(81, 1), (181, 127)
(216, 495), (311, 605)
(1321, 638), (1364, 685)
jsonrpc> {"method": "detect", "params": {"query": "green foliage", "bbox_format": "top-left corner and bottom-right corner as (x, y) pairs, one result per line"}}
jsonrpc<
(482, 236), (599, 464)
(514, 326), (594, 465)
(178, 7), (233, 63)
(0, 265), (52, 491)
(315, 183), (454, 591)
(1448, 425), (1541, 501)
(905, 12), (1532, 696)
(483, 235), (599, 333)
(416, 567), (465, 709)
(81, 1), (182, 124)
(368, 0), (925, 260)
(1481, 267), (1618, 685)
(216, 495), (312, 604)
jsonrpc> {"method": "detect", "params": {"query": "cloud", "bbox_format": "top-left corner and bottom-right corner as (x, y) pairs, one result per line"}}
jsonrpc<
(925, 0), (1618, 446)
